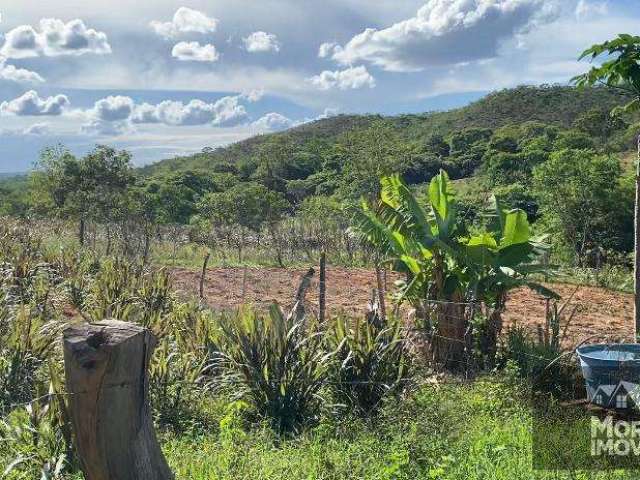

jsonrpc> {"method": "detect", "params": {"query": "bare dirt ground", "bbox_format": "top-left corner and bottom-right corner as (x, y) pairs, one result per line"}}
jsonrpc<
(172, 266), (634, 347)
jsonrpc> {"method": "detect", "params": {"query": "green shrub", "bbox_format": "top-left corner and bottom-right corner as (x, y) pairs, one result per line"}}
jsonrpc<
(215, 305), (331, 434)
(501, 327), (579, 399)
(328, 314), (411, 414)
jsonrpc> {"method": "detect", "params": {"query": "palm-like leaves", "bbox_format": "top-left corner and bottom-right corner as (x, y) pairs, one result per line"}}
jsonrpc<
(353, 171), (555, 309)
(353, 171), (555, 367)
(352, 171), (460, 301)
(329, 315), (409, 414)
(572, 34), (640, 114)
(464, 196), (558, 305)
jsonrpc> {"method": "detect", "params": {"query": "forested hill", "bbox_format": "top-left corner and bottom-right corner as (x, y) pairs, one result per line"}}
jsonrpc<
(3, 83), (636, 266)
(141, 84), (632, 176)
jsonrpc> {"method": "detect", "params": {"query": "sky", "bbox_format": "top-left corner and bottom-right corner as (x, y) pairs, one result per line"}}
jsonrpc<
(0, 0), (636, 172)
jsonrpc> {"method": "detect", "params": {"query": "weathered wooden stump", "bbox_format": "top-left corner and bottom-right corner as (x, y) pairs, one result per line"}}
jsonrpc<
(63, 320), (174, 480)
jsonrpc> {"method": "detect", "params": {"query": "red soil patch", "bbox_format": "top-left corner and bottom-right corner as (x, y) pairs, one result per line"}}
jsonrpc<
(171, 266), (634, 347)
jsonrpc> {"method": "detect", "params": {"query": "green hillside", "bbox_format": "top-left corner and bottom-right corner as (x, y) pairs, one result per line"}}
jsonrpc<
(4, 83), (636, 263)
(141, 84), (633, 176)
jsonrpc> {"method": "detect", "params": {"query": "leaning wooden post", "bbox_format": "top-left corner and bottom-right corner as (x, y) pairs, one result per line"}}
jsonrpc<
(200, 251), (211, 300)
(375, 265), (387, 322)
(63, 320), (174, 480)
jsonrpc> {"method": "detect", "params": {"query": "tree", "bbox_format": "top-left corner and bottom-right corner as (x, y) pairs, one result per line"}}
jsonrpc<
(337, 121), (415, 201)
(573, 34), (640, 337)
(31, 145), (135, 246)
(573, 108), (627, 140)
(552, 130), (595, 150)
(532, 149), (630, 263)
(197, 182), (289, 262)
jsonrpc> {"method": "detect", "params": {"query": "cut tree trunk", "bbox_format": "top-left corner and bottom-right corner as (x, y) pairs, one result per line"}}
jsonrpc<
(63, 320), (174, 480)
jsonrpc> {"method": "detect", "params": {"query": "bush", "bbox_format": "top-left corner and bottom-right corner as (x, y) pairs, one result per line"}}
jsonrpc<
(328, 314), (411, 415)
(215, 305), (331, 434)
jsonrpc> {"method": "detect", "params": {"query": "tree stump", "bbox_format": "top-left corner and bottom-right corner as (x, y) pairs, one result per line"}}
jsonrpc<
(63, 320), (174, 480)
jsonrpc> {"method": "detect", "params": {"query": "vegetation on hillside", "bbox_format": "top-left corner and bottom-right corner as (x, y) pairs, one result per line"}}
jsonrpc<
(0, 85), (634, 281)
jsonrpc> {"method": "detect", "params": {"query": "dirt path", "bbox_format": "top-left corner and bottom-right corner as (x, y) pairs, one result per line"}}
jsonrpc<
(171, 266), (634, 347)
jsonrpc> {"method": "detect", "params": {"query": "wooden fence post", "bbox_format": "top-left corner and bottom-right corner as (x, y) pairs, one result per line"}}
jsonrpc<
(200, 251), (211, 300)
(63, 320), (174, 480)
(319, 252), (326, 323)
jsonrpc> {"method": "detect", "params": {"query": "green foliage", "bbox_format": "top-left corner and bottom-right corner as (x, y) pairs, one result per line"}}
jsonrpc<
(573, 34), (640, 114)
(198, 182), (290, 233)
(553, 130), (595, 150)
(354, 172), (552, 308)
(31, 145), (135, 224)
(492, 183), (538, 221)
(336, 121), (416, 201)
(573, 108), (628, 139)
(81, 258), (174, 327)
(502, 327), (579, 399)
(532, 149), (633, 260)
(215, 306), (331, 434)
(328, 314), (410, 414)
(484, 150), (547, 186)
(0, 176), (29, 218)
(353, 171), (553, 368)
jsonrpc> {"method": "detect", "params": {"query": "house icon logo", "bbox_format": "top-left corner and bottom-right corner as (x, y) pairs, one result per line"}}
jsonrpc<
(588, 380), (640, 411)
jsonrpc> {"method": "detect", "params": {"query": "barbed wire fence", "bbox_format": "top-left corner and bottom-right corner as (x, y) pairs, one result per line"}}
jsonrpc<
(4, 253), (629, 441)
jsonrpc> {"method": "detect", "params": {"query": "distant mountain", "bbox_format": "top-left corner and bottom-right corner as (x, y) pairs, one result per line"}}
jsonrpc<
(141, 85), (633, 176)
(0, 172), (26, 179)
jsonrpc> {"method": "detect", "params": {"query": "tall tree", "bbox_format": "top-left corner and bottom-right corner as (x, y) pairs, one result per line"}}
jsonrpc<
(31, 145), (135, 245)
(573, 34), (640, 338)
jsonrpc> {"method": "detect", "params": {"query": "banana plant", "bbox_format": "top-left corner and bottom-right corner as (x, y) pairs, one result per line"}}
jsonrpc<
(464, 196), (558, 306)
(352, 170), (556, 368)
(353, 171), (463, 305)
(463, 197), (558, 366)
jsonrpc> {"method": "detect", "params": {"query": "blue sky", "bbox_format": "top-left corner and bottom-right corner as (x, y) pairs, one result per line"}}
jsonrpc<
(0, 0), (636, 172)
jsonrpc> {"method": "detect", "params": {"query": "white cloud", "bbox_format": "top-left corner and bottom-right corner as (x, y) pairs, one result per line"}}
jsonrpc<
(210, 95), (249, 126)
(309, 65), (375, 90)
(81, 119), (130, 136)
(575, 0), (608, 19)
(150, 7), (218, 39)
(0, 18), (111, 58)
(79, 96), (135, 135)
(318, 42), (337, 58)
(0, 56), (44, 83)
(0, 90), (69, 116)
(152, 99), (219, 125)
(243, 31), (280, 53)
(130, 103), (160, 124)
(251, 112), (294, 131)
(92, 95), (135, 121)
(171, 41), (219, 62)
(316, 107), (339, 119)
(130, 95), (248, 127)
(23, 123), (49, 135)
(330, 0), (557, 72)
(242, 88), (265, 102)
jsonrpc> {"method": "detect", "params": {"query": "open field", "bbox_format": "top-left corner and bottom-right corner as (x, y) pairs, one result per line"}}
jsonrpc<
(173, 266), (634, 347)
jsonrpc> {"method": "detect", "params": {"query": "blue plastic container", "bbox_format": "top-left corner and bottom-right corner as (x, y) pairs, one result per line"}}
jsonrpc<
(576, 344), (640, 407)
